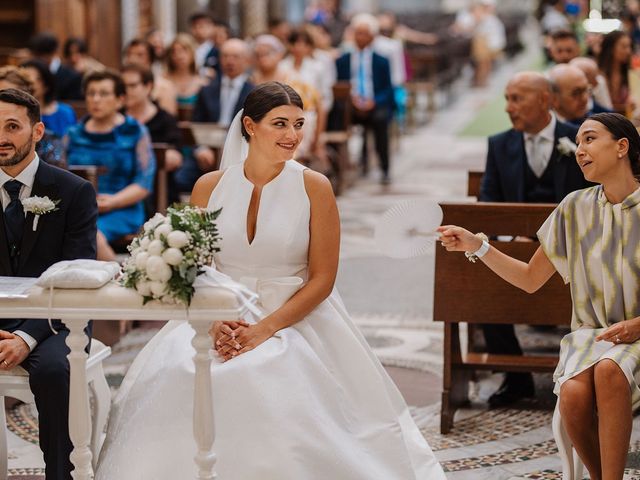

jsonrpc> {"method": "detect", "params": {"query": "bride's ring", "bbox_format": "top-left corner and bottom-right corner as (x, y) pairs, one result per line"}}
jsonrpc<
(2, 360), (9, 368)
(616, 335), (621, 343)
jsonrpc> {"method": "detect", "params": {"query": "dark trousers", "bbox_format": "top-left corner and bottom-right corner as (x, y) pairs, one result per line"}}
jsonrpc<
(481, 323), (531, 383)
(21, 329), (87, 480)
(353, 106), (390, 176)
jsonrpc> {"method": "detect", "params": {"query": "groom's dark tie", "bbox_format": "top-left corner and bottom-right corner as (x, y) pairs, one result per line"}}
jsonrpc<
(3, 180), (24, 273)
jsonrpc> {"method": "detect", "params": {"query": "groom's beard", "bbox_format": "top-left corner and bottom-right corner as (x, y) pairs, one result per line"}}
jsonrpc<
(0, 135), (34, 167)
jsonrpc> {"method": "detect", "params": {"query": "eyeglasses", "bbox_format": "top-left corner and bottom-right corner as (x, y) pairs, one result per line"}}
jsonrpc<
(86, 90), (115, 99)
(567, 87), (591, 99)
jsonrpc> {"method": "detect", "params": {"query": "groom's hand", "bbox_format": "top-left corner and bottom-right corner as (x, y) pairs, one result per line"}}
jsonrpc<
(0, 331), (29, 369)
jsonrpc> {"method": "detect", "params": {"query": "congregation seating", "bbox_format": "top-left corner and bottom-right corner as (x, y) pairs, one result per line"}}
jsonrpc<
(433, 202), (572, 434)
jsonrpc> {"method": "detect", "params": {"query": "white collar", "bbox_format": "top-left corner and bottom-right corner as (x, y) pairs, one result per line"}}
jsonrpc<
(222, 73), (247, 88)
(525, 114), (556, 143)
(0, 154), (40, 191)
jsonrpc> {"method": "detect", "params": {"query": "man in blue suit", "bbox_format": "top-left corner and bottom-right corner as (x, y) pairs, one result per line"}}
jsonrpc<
(175, 38), (254, 192)
(336, 14), (394, 184)
(0, 89), (97, 479)
(480, 72), (590, 407)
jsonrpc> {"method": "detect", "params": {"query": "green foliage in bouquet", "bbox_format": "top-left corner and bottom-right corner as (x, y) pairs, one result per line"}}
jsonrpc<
(121, 205), (221, 305)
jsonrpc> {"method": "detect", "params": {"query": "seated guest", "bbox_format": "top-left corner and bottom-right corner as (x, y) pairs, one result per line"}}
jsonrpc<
(548, 64), (591, 126)
(164, 34), (209, 109)
(62, 37), (104, 76)
(0, 66), (66, 168)
(336, 13), (394, 184)
(28, 32), (83, 100)
(479, 71), (591, 407)
(21, 59), (77, 137)
(124, 38), (177, 115)
(440, 112), (640, 480)
(598, 30), (633, 115)
(180, 39), (253, 192)
(188, 10), (220, 78)
(122, 63), (182, 209)
(570, 56), (614, 111)
(66, 70), (156, 262)
(548, 30), (580, 65)
(251, 34), (287, 85)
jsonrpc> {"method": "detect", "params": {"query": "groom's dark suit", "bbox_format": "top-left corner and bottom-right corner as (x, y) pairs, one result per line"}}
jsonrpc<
(479, 119), (590, 401)
(0, 159), (97, 480)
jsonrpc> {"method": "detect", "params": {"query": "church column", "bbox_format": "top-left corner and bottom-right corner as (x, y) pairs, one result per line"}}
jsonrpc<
(240, 0), (268, 38)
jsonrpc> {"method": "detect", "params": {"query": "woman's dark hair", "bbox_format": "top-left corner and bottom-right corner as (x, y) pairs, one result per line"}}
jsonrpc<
(82, 69), (126, 97)
(0, 88), (41, 125)
(124, 38), (156, 64)
(589, 112), (640, 177)
(20, 59), (56, 105)
(288, 28), (315, 47)
(120, 63), (155, 86)
(241, 82), (304, 141)
(598, 31), (631, 87)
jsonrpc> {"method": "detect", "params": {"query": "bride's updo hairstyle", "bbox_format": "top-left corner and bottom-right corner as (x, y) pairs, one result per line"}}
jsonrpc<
(241, 81), (304, 141)
(588, 112), (640, 178)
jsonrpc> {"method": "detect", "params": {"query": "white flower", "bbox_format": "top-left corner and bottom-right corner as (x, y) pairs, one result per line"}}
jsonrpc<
(136, 280), (152, 296)
(145, 255), (172, 282)
(162, 248), (183, 266)
(149, 281), (166, 297)
(144, 213), (165, 233)
(135, 251), (150, 269)
(147, 239), (164, 256)
(557, 137), (577, 156)
(140, 237), (151, 249)
(154, 223), (172, 238)
(167, 230), (189, 248)
(21, 196), (60, 231)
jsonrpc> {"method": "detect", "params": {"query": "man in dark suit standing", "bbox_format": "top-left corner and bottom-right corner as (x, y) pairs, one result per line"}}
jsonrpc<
(175, 39), (254, 192)
(29, 33), (83, 101)
(480, 71), (590, 407)
(336, 13), (394, 184)
(0, 89), (97, 479)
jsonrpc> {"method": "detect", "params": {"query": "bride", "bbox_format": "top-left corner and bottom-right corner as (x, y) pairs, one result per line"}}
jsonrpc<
(96, 82), (445, 479)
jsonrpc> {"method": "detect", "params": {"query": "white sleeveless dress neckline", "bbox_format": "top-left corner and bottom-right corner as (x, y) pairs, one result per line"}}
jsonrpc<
(96, 160), (446, 479)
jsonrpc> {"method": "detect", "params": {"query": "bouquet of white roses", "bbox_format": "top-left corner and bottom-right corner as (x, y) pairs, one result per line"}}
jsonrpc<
(121, 205), (221, 305)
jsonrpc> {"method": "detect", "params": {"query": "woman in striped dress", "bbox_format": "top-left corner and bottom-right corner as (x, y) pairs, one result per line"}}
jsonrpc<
(439, 112), (640, 480)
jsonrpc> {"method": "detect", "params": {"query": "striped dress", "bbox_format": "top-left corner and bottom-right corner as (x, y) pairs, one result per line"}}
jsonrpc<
(538, 185), (640, 407)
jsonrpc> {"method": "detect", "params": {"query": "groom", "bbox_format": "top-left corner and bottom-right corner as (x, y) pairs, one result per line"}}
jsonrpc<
(0, 88), (97, 479)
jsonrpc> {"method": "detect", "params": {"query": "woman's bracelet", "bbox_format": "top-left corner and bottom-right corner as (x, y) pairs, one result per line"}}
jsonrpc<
(465, 233), (490, 263)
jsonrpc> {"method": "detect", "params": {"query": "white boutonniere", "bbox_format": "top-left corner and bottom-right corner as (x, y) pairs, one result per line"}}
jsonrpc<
(21, 196), (60, 231)
(557, 136), (577, 157)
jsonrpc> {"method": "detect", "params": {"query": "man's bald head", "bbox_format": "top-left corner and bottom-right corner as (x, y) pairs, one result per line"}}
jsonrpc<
(569, 57), (599, 87)
(220, 38), (250, 79)
(548, 64), (590, 121)
(504, 72), (553, 133)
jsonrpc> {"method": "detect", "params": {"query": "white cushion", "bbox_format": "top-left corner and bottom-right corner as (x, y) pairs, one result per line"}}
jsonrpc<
(36, 260), (120, 289)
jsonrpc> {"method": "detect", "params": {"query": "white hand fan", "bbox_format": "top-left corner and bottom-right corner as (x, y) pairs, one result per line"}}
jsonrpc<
(375, 199), (443, 258)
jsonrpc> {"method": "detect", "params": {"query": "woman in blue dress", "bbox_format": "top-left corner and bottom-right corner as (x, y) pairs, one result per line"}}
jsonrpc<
(66, 69), (155, 261)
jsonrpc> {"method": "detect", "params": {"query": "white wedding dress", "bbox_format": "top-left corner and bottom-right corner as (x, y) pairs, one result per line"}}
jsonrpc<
(96, 160), (445, 479)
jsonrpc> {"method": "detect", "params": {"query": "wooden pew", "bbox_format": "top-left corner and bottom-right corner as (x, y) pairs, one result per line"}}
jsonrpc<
(434, 202), (572, 434)
(152, 143), (170, 215)
(467, 170), (484, 198)
(323, 81), (354, 194)
(68, 165), (105, 191)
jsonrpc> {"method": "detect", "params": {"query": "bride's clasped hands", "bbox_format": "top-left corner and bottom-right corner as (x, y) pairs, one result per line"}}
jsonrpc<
(210, 320), (275, 361)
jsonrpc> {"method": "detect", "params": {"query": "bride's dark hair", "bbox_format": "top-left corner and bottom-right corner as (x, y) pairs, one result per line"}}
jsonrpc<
(241, 81), (304, 140)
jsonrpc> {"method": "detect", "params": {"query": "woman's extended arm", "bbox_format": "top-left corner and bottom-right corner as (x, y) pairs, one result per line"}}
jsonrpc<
(230, 170), (340, 356)
(438, 225), (557, 293)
